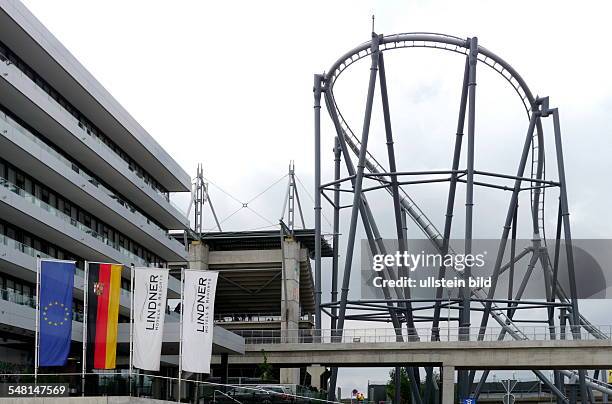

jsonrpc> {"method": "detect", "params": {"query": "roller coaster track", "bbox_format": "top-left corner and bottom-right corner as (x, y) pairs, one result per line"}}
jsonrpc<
(322, 32), (611, 395)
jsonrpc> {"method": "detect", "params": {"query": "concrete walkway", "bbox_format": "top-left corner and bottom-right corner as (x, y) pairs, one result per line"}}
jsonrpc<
(218, 339), (612, 369)
(212, 338), (612, 404)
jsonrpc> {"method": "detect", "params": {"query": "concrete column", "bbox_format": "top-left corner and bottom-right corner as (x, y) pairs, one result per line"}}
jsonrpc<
(280, 237), (301, 384)
(442, 366), (455, 404)
(188, 240), (210, 270)
(307, 365), (326, 390)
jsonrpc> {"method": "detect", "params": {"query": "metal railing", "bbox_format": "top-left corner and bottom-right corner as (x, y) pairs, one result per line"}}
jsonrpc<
(0, 284), (127, 321)
(215, 313), (313, 323)
(0, 233), (53, 260)
(0, 287), (36, 308)
(236, 325), (612, 344)
(0, 234), (131, 300)
(0, 286), (121, 322)
(0, 286), (82, 321)
(0, 177), (148, 266)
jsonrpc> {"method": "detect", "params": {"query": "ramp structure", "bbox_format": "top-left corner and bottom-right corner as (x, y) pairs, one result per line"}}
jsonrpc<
(313, 32), (607, 403)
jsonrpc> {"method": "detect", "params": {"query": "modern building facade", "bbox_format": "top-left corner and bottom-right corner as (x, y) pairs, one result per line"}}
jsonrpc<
(0, 2), (244, 395)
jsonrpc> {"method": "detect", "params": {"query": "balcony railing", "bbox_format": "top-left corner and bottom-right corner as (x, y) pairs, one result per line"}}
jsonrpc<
(215, 313), (313, 323)
(0, 110), (179, 245)
(0, 59), (183, 213)
(0, 234), (132, 303)
(0, 234), (52, 260)
(0, 178), (148, 266)
(0, 287), (35, 308)
(235, 325), (612, 344)
(0, 287), (85, 322)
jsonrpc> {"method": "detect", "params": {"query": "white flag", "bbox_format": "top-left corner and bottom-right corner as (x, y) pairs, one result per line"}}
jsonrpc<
(133, 267), (169, 371)
(181, 270), (218, 374)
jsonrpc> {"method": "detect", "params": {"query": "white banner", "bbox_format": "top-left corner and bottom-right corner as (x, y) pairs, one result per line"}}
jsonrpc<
(133, 267), (169, 371)
(181, 270), (218, 374)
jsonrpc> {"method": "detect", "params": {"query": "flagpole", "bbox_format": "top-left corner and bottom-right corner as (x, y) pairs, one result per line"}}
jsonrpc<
(129, 264), (135, 397)
(178, 267), (184, 403)
(34, 256), (41, 390)
(82, 261), (89, 397)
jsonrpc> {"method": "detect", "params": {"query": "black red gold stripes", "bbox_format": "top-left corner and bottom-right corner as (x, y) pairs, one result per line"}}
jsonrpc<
(87, 263), (122, 369)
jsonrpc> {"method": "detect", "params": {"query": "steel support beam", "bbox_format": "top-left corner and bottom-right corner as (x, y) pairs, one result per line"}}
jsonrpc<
(432, 55), (470, 340)
(327, 33), (381, 401)
(331, 137), (341, 330)
(458, 36), (478, 400)
(333, 108), (423, 404)
(478, 111), (537, 331)
(314, 73), (323, 331)
(550, 106), (589, 403)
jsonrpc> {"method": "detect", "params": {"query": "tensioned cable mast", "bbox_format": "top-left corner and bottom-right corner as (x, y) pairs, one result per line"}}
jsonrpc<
(191, 163), (222, 234)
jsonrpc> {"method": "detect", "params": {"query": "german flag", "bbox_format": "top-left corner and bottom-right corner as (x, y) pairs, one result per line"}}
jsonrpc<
(87, 263), (122, 369)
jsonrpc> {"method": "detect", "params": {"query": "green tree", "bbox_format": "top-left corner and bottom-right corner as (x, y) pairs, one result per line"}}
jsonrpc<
(258, 349), (273, 381)
(386, 368), (412, 404)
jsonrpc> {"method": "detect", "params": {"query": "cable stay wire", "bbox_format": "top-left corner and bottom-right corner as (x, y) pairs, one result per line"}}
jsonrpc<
(202, 177), (243, 206)
(295, 174), (334, 231)
(246, 206), (277, 227)
(245, 173), (288, 204)
(201, 206), (244, 234)
(200, 173), (291, 232)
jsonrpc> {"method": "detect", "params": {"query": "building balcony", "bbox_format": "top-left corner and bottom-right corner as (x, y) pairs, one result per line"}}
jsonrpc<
(0, 178), (159, 267)
(0, 288), (244, 357)
(0, 109), (187, 262)
(0, 234), (181, 314)
(1, 234), (128, 315)
(0, 59), (188, 230)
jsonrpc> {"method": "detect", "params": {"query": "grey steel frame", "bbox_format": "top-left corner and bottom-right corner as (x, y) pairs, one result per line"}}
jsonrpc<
(314, 32), (601, 403)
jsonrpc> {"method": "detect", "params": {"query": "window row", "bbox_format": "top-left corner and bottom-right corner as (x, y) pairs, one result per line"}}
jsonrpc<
(0, 159), (166, 267)
(0, 41), (169, 199)
(0, 271), (129, 323)
(0, 218), (82, 267)
(0, 104), (167, 233)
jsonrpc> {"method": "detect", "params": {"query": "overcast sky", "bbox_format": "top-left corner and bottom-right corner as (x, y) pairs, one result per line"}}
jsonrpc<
(20, 0), (612, 396)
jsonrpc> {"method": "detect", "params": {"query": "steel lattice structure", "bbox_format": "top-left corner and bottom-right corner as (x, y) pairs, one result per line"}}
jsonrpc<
(312, 32), (609, 403)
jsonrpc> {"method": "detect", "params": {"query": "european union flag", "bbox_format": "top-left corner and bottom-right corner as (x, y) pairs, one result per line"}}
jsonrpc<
(39, 260), (75, 367)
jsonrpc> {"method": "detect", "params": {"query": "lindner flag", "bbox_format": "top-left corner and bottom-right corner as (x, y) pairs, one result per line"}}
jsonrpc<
(133, 267), (169, 371)
(38, 260), (75, 367)
(87, 263), (122, 369)
(181, 270), (218, 374)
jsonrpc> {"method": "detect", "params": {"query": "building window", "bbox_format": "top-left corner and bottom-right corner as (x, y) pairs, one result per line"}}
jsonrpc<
(0, 40), (169, 197)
